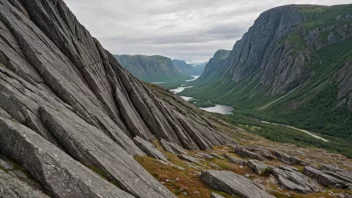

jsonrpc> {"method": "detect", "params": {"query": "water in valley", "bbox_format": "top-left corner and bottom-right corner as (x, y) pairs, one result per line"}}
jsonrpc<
(200, 105), (234, 115)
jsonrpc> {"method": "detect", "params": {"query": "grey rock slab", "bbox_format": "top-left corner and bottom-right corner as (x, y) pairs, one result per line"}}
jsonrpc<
(223, 154), (246, 165)
(160, 139), (187, 155)
(0, 169), (49, 198)
(234, 147), (265, 161)
(210, 153), (225, 160)
(304, 166), (349, 188)
(247, 160), (271, 175)
(273, 150), (307, 165)
(277, 175), (308, 193)
(40, 106), (175, 198)
(133, 136), (168, 162)
(211, 192), (225, 198)
(0, 117), (135, 198)
(246, 147), (276, 159)
(179, 154), (202, 165)
(272, 166), (321, 193)
(200, 170), (275, 198)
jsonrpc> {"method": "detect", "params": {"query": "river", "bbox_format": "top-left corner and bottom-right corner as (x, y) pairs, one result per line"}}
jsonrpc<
(170, 75), (234, 115)
(200, 105), (234, 115)
(260, 121), (329, 142)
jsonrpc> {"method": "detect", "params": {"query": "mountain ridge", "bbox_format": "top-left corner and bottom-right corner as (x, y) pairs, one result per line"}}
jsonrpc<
(115, 54), (205, 82)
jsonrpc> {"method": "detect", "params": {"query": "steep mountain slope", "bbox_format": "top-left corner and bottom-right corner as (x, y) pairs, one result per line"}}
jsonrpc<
(115, 54), (191, 82)
(172, 59), (206, 76)
(0, 0), (235, 197)
(197, 49), (230, 82)
(184, 4), (352, 141)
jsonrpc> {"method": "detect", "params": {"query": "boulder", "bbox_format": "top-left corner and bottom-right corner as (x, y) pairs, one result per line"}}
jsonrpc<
(133, 136), (168, 162)
(200, 170), (275, 198)
(234, 147), (265, 161)
(273, 151), (306, 165)
(223, 154), (246, 165)
(247, 160), (271, 175)
(304, 166), (349, 188)
(272, 166), (321, 193)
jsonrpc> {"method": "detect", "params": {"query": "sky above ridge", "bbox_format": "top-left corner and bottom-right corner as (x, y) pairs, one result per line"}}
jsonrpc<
(64, 0), (351, 63)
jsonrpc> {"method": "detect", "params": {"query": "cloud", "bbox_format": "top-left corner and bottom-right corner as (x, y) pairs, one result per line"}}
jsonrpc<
(64, 0), (351, 63)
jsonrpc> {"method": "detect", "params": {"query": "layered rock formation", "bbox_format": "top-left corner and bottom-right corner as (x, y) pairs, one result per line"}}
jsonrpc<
(0, 0), (233, 197)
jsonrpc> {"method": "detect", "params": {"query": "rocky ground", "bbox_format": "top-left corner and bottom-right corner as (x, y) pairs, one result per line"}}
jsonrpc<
(135, 133), (352, 198)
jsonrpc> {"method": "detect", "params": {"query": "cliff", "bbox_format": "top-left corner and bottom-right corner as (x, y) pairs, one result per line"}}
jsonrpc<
(0, 0), (233, 197)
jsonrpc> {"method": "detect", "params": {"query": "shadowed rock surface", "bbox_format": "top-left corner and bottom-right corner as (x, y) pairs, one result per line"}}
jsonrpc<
(0, 169), (49, 198)
(200, 170), (275, 198)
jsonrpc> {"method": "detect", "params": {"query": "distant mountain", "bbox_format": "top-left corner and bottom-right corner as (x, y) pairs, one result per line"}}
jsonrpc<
(185, 4), (352, 141)
(172, 59), (206, 75)
(115, 54), (189, 82)
(115, 55), (206, 82)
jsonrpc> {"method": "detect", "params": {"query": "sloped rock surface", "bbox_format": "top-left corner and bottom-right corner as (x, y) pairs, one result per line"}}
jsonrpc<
(200, 170), (275, 198)
(161, 138), (188, 155)
(234, 146), (265, 161)
(133, 136), (168, 161)
(0, 118), (135, 198)
(0, 0), (237, 197)
(272, 166), (321, 193)
(223, 154), (246, 165)
(179, 154), (201, 165)
(247, 160), (271, 175)
(0, 169), (49, 198)
(40, 106), (174, 198)
(304, 166), (351, 188)
(273, 150), (306, 165)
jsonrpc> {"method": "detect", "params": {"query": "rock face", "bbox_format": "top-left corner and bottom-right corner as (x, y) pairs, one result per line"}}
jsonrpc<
(133, 136), (168, 161)
(161, 139), (188, 155)
(0, 0), (233, 197)
(200, 170), (275, 198)
(0, 169), (49, 198)
(0, 118), (135, 198)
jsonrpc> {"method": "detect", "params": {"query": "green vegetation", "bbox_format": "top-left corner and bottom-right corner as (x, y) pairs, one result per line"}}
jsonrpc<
(299, 4), (352, 28)
(215, 112), (352, 158)
(181, 5), (352, 158)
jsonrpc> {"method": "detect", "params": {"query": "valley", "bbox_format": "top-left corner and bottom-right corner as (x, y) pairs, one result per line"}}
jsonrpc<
(0, 1), (351, 198)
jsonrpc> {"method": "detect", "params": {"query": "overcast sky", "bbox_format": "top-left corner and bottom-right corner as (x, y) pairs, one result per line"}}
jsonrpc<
(64, 0), (351, 63)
